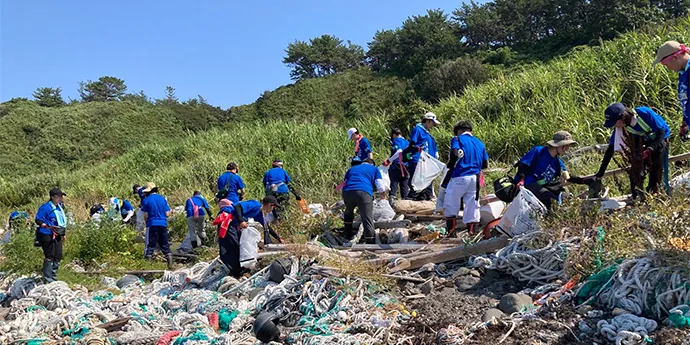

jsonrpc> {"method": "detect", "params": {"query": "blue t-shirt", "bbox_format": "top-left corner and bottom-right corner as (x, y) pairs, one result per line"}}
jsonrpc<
(343, 163), (383, 197)
(229, 200), (265, 228)
(217, 171), (246, 204)
(515, 146), (567, 186)
(185, 195), (210, 218)
(355, 137), (373, 161)
(35, 201), (67, 235)
(141, 194), (171, 227)
(679, 61), (689, 126)
(450, 134), (489, 178)
(120, 200), (134, 217)
(390, 137), (409, 165)
(409, 124), (438, 163)
(608, 106), (670, 145)
(263, 167), (292, 194)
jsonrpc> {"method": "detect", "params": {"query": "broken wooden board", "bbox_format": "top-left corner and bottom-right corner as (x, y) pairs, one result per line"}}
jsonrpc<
(332, 243), (454, 251)
(387, 236), (509, 273)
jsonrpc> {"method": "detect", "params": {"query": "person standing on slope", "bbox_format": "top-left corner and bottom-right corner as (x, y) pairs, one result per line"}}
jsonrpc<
(262, 159), (302, 220)
(383, 128), (410, 202)
(595, 103), (671, 197)
(341, 158), (387, 244)
(654, 41), (689, 141)
(216, 162), (246, 204)
(402, 112), (441, 200)
(140, 183), (174, 268)
(347, 128), (373, 162)
(34, 188), (67, 283)
(178, 191), (213, 254)
(441, 121), (489, 239)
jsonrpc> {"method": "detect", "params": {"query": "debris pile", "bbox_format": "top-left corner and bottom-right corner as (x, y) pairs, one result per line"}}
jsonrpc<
(0, 257), (414, 344)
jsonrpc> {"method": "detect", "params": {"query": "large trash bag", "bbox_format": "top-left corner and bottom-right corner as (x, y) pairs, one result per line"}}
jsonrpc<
(239, 227), (261, 268)
(378, 165), (391, 192)
(496, 188), (547, 237)
(411, 151), (446, 191)
(373, 199), (395, 221)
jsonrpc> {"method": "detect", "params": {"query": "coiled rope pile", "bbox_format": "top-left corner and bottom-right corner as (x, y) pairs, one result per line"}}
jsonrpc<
(0, 256), (412, 344)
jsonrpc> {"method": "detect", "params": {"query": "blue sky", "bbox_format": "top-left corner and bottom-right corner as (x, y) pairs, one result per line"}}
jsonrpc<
(1, 0), (462, 108)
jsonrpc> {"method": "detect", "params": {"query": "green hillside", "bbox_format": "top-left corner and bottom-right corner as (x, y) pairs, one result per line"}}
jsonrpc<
(1, 18), (689, 217)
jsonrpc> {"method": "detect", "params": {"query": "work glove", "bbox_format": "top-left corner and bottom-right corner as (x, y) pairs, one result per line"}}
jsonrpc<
(681, 123), (689, 142)
(582, 176), (596, 186)
(516, 180), (524, 188)
(41, 223), (48, 228)
(642, 148), (652, 160)
(382, 159), (390, 167)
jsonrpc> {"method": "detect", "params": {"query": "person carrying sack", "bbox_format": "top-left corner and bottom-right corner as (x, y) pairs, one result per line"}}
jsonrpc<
(514, 131), (594, 210)
(34, 188), (67, 283)
(401, 112), (441, 201)
(178, 191), (213, 254)
(441, 121), (489, 238)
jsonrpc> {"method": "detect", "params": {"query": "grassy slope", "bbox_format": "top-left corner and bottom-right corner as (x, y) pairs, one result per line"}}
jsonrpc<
(2, 18), (689, 216)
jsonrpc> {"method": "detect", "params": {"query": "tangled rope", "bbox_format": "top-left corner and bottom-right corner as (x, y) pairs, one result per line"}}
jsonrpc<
(580, 257), (690, 319)
(493, 232), (579, 285)
(597, 314), (657, 345)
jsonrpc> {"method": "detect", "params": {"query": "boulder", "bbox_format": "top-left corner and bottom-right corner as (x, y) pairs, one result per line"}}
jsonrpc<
(481, 308), (505, 323)
(498, 293), (531, 314)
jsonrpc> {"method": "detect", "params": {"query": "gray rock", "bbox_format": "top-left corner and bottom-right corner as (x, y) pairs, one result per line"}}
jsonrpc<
(469, 269), (481, 278)
(576, 304), (593, 316)
(498, 293), (531, 314)
(452, 267), (473, 279)
(116, 274), (141, 289)
(517, 293), (532, 307)
(481, 308), (505, 323)
(421, 281), (434, 295)
(455, 276), (481, 292)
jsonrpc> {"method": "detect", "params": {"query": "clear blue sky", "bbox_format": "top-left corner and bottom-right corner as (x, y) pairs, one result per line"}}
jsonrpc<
(1, 0), (462, 108)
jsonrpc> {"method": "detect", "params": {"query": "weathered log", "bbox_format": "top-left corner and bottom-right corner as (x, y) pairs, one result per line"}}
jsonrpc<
(96, 317), (132, 332)
(387, 236), (509, 273)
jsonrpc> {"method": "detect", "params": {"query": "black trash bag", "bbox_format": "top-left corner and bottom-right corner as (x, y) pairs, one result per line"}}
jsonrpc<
(269, 258), (292, 283)
(253, 312), (280, 342)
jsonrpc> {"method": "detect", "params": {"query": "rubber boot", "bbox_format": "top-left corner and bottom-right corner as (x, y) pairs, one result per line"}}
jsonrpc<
(445, 217), (457, 238)
(364, 237), (376, 245)
(42, 259), (55, 283)
(343, 222), (354, 241)
(191, 240), (198, 249)
(166, 253), (174, 269)
(51, 261), (60, 281)
(480, 223), (491, 240)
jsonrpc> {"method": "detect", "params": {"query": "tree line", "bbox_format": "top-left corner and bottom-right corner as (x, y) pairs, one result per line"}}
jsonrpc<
(284, 0), (688, 101)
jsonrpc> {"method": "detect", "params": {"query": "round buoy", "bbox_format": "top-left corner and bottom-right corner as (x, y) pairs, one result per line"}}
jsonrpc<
(253, 312), (280, 342)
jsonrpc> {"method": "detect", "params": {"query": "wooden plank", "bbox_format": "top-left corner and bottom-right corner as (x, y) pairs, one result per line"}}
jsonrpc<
(96, 317), (132, 332)
(381, 274), (426, 283)
(332, 243), (454, 252)
(387, 236), (509, 273)
(352, 219), (411, 229)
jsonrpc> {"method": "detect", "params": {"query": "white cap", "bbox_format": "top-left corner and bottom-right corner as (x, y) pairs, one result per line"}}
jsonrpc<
(423, 112), (441, 125)
(347, 128), (358, 140)
(109, 197), (119, 209)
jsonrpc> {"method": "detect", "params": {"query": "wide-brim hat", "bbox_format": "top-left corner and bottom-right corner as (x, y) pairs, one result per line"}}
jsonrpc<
(142, 182), (158, 193)
(546, 131), (577, 147)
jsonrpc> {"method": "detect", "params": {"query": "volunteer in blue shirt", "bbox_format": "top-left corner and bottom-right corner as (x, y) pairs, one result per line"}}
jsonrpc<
(132, 184), (146, 233)
(595, 103), (671, 196)
(262, 159), (301, 219)
(441, 121), (489, 239)
(383, 128), (410, 201)
(3, 211), (30, 244)
(654, 41), (689, 141)
(178, 191), (213, 254)
(347, 128), (373, 162)
(515, 131), (593, 210)
(216, 196), (281, 277)
(402, 112), (441, 200)
(216, 162), (246, 204)
(342, 158), (387, 244)
(108, 197), (135, 224)
(34, 188), (67, 283)
(140, 182), (174, 268)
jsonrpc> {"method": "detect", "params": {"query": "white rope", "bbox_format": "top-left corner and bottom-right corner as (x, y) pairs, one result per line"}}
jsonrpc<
(597, 314), (657, 345)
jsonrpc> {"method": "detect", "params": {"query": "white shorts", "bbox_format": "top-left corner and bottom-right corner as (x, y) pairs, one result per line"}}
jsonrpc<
(443, 175), (480, 224)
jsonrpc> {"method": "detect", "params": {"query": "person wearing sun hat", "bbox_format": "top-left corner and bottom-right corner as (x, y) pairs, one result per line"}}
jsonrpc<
(654, 40), (690, 140)
(514, 131), (594, 210)
(595, 102), (670, 196)
(140, 182), (174, 268)
(401, 112), (441, 200)
(347, 128), (373, 162)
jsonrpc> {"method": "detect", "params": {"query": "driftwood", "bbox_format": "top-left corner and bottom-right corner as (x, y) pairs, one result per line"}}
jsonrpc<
(353, 219), (411, 229)
(96, 317), (132, 332)
(333, 243), (454, 251)
(582, 151), (690, 179)
(381, 274), (426, 283)
(387, 236), (509, 273)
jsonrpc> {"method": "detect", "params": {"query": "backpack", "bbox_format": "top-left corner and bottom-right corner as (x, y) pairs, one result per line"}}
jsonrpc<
(188, 197), (202, 218)
(215, 173), (234, 200)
